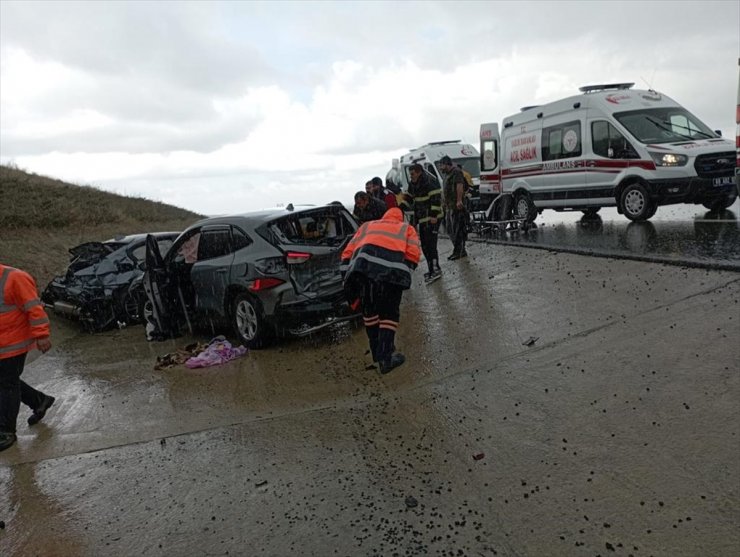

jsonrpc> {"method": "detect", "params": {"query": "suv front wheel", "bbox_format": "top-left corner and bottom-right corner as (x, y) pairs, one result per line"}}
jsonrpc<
(702, 193), (738, 212)
(232, 293), (273, 349)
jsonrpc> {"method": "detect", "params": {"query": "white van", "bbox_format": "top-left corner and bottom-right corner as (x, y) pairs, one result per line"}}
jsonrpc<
(479, 83), (737, 222)
(387, 140), (481, 203)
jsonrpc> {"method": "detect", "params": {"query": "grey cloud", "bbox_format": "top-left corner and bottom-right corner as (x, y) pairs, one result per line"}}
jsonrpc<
(0, 1), (274, 95)
(319, 117), (417, 156)
(1, 112), (260, 157)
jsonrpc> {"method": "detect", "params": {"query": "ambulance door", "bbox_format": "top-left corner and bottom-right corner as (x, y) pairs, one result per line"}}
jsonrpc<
(540, 116), (586, 208)
(586, 118), (640, 206)
(479, 123), (500, 205)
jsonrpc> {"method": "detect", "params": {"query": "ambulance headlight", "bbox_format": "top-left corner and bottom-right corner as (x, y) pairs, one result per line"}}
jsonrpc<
(649, 152), (688, 167)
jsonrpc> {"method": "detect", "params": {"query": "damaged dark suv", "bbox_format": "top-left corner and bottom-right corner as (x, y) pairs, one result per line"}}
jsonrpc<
(42, 233), (178, 331)
(143, 203), (359, 348)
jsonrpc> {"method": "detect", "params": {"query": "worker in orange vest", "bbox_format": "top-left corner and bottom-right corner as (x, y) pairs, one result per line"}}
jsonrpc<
(0, 264), (56, 452)
(341, 208), (421, 374)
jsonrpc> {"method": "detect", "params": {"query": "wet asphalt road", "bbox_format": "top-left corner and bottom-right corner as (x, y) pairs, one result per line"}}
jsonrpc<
(473, 198), (740, 271)
(1, 241), (739, 556)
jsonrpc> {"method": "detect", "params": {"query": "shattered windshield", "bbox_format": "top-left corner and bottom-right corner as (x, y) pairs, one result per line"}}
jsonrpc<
(614, 107), (717, 144)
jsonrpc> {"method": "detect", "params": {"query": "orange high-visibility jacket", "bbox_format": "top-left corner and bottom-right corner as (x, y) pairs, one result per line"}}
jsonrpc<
(341, 208), (421, 289)
(0, 264), (51, 360)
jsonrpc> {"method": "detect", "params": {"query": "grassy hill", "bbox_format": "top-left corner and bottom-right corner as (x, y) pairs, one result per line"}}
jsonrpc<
(0, 165), (203, 287)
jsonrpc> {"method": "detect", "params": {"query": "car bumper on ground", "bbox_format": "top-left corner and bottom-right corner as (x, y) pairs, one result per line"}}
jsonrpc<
(270, 290), (358, 336)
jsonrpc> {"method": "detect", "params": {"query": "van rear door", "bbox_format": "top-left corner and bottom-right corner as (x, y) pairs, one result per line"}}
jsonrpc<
(479, 123), (501, 202)
(267, 206), (358, 298)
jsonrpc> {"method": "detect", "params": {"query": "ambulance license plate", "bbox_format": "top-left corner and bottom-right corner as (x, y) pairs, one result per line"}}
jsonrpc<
(713, 176), (734, 187)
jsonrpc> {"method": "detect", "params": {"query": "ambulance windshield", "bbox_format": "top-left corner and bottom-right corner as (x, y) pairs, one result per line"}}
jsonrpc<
(615, 107), (717, 144)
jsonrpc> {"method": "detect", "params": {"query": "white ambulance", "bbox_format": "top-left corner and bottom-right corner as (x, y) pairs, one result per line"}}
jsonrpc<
(479, 83), (737, 222)
(387, 140), (481, 203)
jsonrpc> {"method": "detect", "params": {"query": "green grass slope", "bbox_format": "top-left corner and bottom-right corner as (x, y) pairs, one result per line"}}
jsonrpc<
(0, 165), (203, 287)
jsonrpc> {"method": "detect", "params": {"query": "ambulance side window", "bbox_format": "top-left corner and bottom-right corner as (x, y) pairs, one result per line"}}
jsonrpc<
(542, 121), (581, 160)
(592, 121), (639, 159)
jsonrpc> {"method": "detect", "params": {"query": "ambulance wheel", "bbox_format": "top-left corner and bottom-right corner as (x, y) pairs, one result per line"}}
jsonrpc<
(619, 183), (654, 221)
(514, 192), (537, 223)
(702, 194), (737, 212)
(232, 293), (273, 349)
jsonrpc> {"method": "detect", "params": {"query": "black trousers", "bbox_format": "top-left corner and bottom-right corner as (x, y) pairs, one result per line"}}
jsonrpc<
(418, 222), (439, 273)
(447, 209), (468, 255)
(0, 353), (46, 434)
(358, 279), (404, 363)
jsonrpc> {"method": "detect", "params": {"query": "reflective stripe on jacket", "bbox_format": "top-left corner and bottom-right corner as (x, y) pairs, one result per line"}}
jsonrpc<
(340, 208), (421, 289)
(408, 174), (443, 225)
(0, 264), (51, 359)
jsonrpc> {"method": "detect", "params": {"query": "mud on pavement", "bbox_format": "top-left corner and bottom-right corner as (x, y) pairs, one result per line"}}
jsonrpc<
(1, 242), (739, 556)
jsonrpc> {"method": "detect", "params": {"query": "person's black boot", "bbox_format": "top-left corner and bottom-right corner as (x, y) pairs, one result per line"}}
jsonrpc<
(0, 432), (17, 452)
(379, 353), (405, 375)
(28, 395), (55, 426)
(365, 325), (379, 363)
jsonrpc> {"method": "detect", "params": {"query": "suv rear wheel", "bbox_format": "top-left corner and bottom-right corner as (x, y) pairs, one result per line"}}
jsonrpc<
(619, 183), (654, 221)
(232, 293), (273, 349)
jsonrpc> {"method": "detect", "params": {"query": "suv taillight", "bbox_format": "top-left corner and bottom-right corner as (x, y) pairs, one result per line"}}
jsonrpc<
(248, 277), (285, 292)
(286, 251), (312, 264)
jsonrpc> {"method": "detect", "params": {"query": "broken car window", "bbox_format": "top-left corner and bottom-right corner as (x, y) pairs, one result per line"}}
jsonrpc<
(270, 210), (351, 246)
(174, 232), (201, 264)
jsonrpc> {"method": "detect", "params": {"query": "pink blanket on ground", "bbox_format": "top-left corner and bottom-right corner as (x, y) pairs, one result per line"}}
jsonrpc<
(185, 337), (248, 369)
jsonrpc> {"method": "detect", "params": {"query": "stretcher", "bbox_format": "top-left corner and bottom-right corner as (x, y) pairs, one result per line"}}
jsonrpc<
(468, 193), (534, 236)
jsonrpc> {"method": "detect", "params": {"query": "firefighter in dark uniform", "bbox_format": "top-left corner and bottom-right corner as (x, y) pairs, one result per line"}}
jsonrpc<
(341, 208), (421, 374)
(408, 163), (443, 282)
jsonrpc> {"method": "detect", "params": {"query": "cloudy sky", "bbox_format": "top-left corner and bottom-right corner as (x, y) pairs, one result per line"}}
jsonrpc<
(1, 0), (738, 215)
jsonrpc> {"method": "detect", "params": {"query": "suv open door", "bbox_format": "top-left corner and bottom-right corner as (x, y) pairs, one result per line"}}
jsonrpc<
(143, 233), (181, 339)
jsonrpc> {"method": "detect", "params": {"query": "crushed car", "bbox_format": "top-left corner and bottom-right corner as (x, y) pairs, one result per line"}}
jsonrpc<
(142, 203), (360, 348)
(42, 232), (179, 331)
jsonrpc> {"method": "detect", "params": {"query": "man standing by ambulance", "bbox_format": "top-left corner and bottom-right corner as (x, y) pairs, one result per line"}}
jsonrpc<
(0, 263), (56, 452)
(439, 156), (468, 260)
(341, 208), (421, 374)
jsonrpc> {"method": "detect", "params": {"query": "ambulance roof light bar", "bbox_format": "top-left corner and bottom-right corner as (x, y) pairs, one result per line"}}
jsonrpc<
(520, 105), (540, 112)
(425, 140), (462, 146)
(579, 82), (635, 94)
